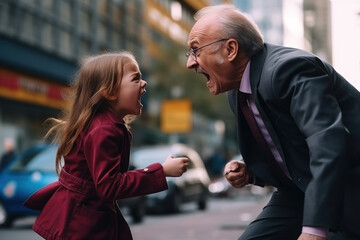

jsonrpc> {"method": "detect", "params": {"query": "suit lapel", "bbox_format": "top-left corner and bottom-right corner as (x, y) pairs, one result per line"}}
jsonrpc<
(229, 89), (281, 187)
(250, 44), (288, 170)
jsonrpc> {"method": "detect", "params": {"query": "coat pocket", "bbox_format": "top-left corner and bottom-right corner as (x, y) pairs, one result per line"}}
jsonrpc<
(66, 201), (118, 239)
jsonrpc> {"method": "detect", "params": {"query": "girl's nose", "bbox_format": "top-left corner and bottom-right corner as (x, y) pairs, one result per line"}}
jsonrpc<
(141, 79), (147, 87)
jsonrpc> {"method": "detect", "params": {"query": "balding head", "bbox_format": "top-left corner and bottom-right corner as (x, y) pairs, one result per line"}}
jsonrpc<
(191, 4), (264, 57)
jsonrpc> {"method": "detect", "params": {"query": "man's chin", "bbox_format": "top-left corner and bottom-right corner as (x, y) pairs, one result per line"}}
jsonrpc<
(209, 87), (219, 95)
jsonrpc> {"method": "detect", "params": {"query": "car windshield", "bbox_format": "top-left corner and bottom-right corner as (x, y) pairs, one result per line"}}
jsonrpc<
(10, 146), (57, 172)
(131, 148), (171, 168)
(131, 145), (194, 169)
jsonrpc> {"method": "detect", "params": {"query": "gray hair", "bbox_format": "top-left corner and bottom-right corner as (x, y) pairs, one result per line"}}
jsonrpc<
(194, 5), (264, 57)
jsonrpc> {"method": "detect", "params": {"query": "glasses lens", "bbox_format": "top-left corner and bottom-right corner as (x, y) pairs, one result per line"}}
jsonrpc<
(186, 49), (196, 61)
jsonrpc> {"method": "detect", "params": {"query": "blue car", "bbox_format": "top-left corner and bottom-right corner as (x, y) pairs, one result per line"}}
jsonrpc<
(0, 144), (58, 227)
(0, 144), (147, 227)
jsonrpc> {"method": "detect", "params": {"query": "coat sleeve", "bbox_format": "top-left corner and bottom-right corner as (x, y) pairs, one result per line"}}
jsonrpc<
(273, 56), (348, 229)
(83, 124), (168, 200)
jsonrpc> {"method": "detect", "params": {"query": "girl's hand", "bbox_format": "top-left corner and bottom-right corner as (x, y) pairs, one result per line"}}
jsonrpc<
(162, 155), (189, 177)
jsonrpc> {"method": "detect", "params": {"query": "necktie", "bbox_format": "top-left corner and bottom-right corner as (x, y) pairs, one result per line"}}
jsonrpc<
(238, 92), (289, 183)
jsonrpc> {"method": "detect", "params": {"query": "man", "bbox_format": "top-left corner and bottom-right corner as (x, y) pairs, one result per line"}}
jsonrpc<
(0, 138), (16, 171)
(186, 4), (360, 240)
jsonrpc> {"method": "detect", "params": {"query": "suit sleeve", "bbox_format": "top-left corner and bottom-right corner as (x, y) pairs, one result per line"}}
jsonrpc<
(274, 57), (347, 229)
(83, 124), (168, 200)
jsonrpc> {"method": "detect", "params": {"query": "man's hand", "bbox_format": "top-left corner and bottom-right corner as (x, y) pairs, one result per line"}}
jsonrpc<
(298, 233), (326, 240)
(224, 160), (250, 188)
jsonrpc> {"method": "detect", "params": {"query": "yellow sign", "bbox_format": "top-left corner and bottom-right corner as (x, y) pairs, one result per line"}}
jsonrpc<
(161, 99), (192, 133)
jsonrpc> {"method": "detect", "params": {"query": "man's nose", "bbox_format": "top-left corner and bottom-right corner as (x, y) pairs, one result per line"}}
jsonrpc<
(186, 56), (197, 69)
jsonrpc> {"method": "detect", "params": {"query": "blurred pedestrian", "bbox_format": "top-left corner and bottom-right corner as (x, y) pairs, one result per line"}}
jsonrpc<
(186, 4), (360, 240)
(0, 138), (16, 171)
(24, 51), (189, 240)
(207, 150), (226, 178)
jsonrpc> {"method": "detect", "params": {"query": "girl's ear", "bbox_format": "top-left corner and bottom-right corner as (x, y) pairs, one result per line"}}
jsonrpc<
(101, 89), (117, 101)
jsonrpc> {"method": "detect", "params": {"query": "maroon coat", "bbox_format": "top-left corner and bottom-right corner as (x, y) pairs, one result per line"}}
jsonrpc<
(24, 110), (168, 240)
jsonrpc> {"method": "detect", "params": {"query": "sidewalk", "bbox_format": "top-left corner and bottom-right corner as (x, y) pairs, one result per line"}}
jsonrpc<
(220, 195), (269, 231)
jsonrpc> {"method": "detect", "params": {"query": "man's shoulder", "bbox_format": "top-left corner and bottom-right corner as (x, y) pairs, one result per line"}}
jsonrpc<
(264, 43), (315, 60)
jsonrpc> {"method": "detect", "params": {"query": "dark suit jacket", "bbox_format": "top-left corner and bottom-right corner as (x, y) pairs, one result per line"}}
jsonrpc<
(228, 43), (360, 234)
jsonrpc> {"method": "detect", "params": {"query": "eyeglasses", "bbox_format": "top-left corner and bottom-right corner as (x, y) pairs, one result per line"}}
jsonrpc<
(186, 39), (229, 61)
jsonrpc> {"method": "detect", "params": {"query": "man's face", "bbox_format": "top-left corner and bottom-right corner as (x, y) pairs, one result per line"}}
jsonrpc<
(186, 17), (230, 95)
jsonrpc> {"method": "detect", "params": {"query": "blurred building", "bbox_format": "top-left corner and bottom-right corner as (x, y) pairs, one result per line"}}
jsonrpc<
(234, 0), (332, 63)
(235, 0), (283, 46)
(330, 0), (360, 90)
(0, 0), (144, 151)
(0, 0), (233, 153)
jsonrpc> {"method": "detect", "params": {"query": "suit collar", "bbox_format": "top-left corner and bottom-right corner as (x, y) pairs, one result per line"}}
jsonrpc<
(249, 44), (268, 95)
(239, 61), (251, 94)
(247, 44), (288, 176)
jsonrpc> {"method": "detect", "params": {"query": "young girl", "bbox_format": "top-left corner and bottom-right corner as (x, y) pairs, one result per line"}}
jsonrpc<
(24, 52), (189, 240)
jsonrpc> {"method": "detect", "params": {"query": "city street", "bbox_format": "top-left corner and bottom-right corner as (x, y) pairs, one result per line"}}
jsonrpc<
(0, 193), (270, 240)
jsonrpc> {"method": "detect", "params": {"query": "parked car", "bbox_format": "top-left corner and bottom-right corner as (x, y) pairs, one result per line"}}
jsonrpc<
(0, 144), (57, 227)
(0, 144), (146, 227)
(131, 143), (211, 213)
(116, 163), (147, 224)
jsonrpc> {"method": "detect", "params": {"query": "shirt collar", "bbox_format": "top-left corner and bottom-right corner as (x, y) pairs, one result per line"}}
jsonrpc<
(239, 61), (251, 94)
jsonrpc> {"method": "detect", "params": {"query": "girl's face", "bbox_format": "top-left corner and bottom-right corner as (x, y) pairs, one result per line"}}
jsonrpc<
(108, 60), (147, 119)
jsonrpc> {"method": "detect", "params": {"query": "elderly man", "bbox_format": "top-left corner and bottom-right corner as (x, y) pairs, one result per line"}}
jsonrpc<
(186, 4), (360, 240)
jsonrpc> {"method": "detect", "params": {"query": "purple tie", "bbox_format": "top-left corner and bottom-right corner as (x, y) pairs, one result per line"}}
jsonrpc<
(238, 92), (289, 183)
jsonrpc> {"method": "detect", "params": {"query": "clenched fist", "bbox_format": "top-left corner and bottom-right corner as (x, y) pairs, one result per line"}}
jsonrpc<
(162, 155), (189, 177)
(224, 160), (251, 188)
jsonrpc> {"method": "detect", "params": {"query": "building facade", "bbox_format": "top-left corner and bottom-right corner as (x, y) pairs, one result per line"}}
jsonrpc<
(0, 0), (234, 154)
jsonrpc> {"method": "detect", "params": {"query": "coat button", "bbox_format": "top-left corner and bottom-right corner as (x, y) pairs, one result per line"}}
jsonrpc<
(144, 168), (149, 172)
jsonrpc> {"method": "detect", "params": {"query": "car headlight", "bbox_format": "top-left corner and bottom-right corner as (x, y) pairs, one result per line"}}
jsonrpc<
(3, 181), (16, 198)
(208, 181), (226, 194)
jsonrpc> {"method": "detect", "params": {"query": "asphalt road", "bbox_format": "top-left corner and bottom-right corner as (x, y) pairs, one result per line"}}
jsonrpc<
(0, 194), (270, 240)
(131, 195), (269, 240)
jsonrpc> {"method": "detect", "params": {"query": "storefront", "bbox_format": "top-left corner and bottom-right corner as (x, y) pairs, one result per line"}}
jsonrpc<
(0, 67), (70, 153)
(0, 36), (76, 154)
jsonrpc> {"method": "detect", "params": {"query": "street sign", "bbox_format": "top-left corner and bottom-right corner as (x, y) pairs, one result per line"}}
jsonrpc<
(161, 99), (192, 133)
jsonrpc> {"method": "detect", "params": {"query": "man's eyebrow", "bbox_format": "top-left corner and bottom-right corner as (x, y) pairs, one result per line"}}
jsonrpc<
(188, 39), (199, 48)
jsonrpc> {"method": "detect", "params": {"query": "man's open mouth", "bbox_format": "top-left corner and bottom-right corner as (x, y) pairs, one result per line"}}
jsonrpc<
(202, 72), (210, 81)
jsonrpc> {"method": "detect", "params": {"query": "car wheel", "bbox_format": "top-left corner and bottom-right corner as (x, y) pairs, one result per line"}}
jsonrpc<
(0, 201), (13, 228)
(198, 199), (207, 210)
(169, 191), (181, 213)
(130, 198), (146, 223)
(198, 190), (208, 210)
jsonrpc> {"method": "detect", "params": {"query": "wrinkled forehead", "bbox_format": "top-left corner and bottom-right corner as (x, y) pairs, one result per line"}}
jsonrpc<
(188, 15), (221, 47)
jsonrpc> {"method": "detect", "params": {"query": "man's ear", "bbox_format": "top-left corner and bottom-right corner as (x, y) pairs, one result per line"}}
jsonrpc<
(226, 39), (238, 62)
(101, 89), (117, 101)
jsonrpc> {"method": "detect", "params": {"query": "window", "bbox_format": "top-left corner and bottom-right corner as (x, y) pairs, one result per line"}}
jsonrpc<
(20, 11), (36, 44)
(58, 28), (72, 58)
(80, 9), (91, 35)
(42, 22), (54, 51)
(59, 0), (72, 25)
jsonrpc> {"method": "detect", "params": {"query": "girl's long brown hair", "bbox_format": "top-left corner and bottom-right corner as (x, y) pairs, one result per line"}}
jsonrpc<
(45, 51), (137, 175)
